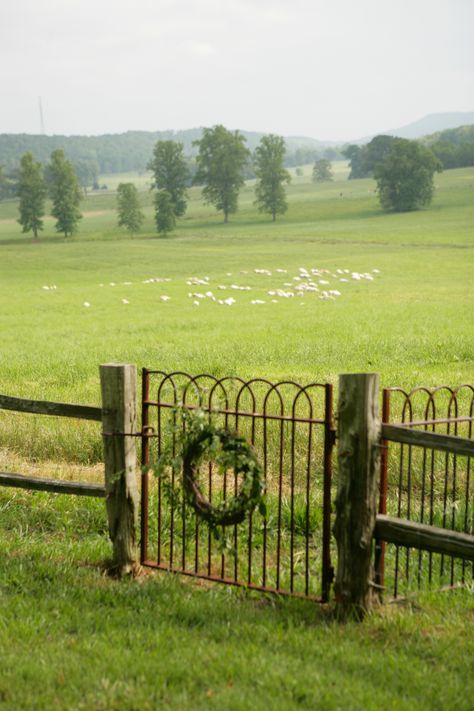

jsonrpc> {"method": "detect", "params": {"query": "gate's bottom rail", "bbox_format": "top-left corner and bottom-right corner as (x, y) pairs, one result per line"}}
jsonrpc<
(141, 559), (325, 601)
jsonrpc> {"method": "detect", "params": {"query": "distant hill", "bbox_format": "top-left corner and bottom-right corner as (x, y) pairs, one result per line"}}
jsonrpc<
(354, 112), (474, 144)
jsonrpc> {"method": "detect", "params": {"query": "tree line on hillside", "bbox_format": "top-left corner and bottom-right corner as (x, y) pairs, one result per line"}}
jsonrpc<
(8, 125), (448, 240)
(343, 124), (474, 181)
(424, 125), (474, 169)
(0, 129), (344, 185)
(2, 122), (472, 189)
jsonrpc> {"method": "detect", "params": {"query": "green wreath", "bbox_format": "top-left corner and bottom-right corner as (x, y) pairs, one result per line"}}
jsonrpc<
(156, 410), (266, 530)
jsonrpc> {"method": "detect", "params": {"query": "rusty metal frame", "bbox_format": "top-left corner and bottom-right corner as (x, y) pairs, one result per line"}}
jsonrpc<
(140, 369), (335, 602)
(376, 384), (474, 596)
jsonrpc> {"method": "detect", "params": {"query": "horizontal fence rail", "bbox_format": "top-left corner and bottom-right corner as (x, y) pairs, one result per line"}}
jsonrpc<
(374, 514), (474, 561)
(382, 424), (474, 458)
(0, 394), (102, 421)
(0, 392), (103, 500)
(141, 369), (335, 602)
(0, 471), (105, 498)
(376, 385), (474, 597)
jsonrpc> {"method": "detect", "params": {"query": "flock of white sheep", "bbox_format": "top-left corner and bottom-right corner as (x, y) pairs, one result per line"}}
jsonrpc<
(41, 266), (381, 309)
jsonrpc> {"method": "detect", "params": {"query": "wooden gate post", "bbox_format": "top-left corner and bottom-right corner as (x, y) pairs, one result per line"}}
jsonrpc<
(100, 363), (139, 576)
(333, 373), (381, 621)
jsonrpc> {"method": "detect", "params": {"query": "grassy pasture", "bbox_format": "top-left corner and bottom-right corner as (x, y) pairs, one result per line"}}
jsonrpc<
(0, 165), (472, 462)
(0, 166), (473, 709)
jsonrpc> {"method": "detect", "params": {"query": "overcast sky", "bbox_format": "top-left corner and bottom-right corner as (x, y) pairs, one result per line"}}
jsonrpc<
(1, 0), (473, 141)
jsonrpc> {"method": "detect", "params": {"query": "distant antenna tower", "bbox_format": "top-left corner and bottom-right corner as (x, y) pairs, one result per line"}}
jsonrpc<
(38, 96), (45, 135)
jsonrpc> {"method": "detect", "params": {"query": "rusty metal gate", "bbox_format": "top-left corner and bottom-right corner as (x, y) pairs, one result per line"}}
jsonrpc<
(140, 369), (336, 601)
(376, 384), (474, 597)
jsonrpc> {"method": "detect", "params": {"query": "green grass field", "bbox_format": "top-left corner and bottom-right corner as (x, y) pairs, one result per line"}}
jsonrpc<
(0, 165), (473, 709)
(0, 165), (473, 461)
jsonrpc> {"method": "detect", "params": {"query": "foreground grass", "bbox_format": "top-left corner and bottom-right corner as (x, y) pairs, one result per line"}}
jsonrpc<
(0, 489), (473, 711)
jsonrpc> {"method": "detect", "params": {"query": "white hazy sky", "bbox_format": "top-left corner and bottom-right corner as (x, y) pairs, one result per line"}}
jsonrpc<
(1, 0), (473, 141)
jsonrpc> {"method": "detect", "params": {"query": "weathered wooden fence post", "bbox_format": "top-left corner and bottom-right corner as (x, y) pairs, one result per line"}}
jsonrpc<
(100, 363), (139, 576)
(333, 373), (381, 621)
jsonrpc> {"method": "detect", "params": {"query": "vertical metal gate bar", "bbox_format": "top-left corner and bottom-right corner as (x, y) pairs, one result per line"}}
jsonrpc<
(261, 403), (269, 589)
(304, 419), (313, 597)
(374, 388), (390, 591)
(289, 413), (296, 593)
(321, 383), (334, 603)
(140, 368), (150, 564)
(157, 388), (163, 565)
(462, 412), (472, 581)
(275, 416), (284, 590)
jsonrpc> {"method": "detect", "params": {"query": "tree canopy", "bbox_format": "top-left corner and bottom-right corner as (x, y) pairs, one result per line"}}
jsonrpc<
(154, 190), (176, 235)
(148, 140), (189, 217)
(117, 183), (144, 236)
(312, 158), (333, 182)
(254, 134), (291, 221)
(75, 159), (99, 192)
(194, 125), (250, 222)
(343, 135), (396, 179)
(47, 149), (82, 237)
(374, 139), (442, 212)
(17, 152), (47, 239)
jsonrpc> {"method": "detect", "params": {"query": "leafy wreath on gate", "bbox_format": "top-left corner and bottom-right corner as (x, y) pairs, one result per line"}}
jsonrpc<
(154, 408), (266, 535)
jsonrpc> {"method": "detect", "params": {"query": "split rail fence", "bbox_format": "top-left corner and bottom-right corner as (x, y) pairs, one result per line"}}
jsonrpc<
(0, 365), (472, 617)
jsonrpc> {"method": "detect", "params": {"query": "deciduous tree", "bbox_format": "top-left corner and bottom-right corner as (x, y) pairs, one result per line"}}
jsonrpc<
(17, 152), (47, 239)
(75, 159), (99, 194)
(47, 150), (82, 237)
(148, 140), (188, 217)
(312, 158), (333, 182)
(194, 125), (250, 223)
(154, 190), (176, 235)
(343, 136), (396, 179)
(342, 144), (368, 179)
(254, 135), (291, 221)
(117, 183), (144, 236)
(374, 139), (442, 212)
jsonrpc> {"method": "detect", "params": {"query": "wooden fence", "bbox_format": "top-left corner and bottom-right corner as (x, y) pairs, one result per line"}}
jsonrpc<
(333, 373), (474, 621)
(1, 366), (473, 613)
(0, 364), (139, 577)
